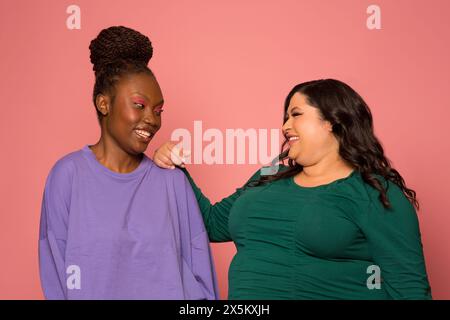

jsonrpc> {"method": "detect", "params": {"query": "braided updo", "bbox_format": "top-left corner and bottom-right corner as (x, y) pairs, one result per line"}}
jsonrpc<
(89, 26), (154, 120)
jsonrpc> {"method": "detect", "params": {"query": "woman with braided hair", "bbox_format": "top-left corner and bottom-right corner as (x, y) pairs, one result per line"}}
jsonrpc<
(38, 26), (218, 300)
(154, 79), (432, 299)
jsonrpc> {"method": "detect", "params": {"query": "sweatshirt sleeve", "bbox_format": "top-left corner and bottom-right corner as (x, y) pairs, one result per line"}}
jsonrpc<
(175, 172), (219, 300)
(181, 167), (262, 242)
(38, 160), (73, 300)
(359, 181), (432, 299)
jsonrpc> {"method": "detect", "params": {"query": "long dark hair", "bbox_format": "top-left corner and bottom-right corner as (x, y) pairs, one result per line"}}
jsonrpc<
(252, 79), (419, 210)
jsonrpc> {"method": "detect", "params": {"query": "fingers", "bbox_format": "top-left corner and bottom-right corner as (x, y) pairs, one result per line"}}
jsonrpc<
(178, 149), (191, 168)
(154, 146), (176, 169)
(153, 140), (191, 169)
(170, 144), (187, 167)
(180, 149), (191, 158)
(166, 141), (178, 151)
(153, 156), (175, 169)
(162, 153), (178, 168)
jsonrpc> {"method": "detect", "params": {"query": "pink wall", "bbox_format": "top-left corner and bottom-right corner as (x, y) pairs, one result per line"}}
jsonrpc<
(0, 0), (449, 299)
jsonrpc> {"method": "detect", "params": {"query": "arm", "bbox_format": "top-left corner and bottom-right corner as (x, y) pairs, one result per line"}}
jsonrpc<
(360, 182), (432, 299)
(181, 167), (262, 242)
(153, 141), (277, 241)
(175, 173), (219, 299)
(38, 160), (72, 299)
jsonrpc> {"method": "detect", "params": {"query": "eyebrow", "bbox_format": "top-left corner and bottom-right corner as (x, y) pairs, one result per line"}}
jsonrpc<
(288, 106), (302, 113)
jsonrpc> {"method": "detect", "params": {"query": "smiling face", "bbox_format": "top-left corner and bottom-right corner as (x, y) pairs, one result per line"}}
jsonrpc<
(282, 92), (338, 167)
(96, 72), (164, 155)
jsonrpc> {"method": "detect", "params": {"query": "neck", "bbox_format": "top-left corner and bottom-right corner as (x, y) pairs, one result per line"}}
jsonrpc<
(90, 133), (142, 174)
(296, 151), (355, 186)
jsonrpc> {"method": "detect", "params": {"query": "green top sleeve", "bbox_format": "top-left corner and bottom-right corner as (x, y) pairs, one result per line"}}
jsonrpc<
(358, 181), (432, 299)
(181, 167), (262, 242)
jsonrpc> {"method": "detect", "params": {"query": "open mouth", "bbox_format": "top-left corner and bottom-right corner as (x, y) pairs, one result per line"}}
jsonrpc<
(287, 136), (300, 146)
(134, 129), (153, 141)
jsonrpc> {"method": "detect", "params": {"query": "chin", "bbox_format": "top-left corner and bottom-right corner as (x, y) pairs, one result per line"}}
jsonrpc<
(129, 143), (149, 155)
(288, 152), (305, 166)
(137, 145), (150, 154)
(287, 149), (298, 160)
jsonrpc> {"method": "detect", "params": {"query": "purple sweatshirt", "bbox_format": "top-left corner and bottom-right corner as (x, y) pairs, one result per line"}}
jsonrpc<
(39, 145), (218, 300)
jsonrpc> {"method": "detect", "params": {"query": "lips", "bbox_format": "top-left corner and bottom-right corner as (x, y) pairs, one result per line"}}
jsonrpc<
(287, 136), (300, 147)
(134, 129), (153, 142)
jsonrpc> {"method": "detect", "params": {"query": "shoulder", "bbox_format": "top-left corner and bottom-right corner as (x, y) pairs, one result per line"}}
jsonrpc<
(346, 174), (419, 233)
(46, 150), (84, 188)
(361, 174), (414, 210)
(148, 160), (188, 185)
(43, 150), (85, 206)
(333, 172), (414, 214)
(149, 160), (186, 179)
(357, 175), (418, 230)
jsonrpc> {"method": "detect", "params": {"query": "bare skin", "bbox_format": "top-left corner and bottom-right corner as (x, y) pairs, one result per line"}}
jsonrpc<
(91, 72), (164, 174)
(283, 92), (354, 187)
(153, 92), (354, 187)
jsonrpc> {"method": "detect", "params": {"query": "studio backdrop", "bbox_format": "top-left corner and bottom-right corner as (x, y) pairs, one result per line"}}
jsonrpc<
(0, 0), (449, 299)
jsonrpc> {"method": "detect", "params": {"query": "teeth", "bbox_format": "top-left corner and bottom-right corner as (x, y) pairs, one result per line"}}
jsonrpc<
(289, 137), (299, 141)
(136, 130), (151, 138)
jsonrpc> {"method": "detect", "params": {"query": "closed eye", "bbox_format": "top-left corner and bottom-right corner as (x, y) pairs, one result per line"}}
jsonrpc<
(284, 112), (302, 122)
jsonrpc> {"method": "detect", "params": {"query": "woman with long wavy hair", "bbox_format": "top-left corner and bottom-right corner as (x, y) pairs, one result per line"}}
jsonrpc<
(154, 79), (431, 299)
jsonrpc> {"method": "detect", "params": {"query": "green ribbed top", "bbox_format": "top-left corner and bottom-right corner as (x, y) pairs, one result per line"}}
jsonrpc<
(183, 166), (431, 300)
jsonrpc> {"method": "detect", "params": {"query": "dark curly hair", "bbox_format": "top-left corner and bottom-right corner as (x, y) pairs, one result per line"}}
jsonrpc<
(89, 26), (154, 121)
(252, 79), (419, 210)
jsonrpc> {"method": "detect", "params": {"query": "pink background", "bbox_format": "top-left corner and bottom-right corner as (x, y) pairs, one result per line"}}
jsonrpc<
(1, 0), (449, 299)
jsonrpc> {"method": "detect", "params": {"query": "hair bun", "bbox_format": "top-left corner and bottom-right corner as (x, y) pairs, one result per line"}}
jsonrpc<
(89, 26), (153, 73)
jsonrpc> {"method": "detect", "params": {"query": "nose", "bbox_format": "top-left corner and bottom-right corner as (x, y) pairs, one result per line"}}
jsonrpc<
(143, 108), (159, 127)
(282, 117), (291, 136)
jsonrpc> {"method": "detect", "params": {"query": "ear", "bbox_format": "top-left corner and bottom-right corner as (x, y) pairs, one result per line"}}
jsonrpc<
(324, 121), (334, 132)
(95, 94), (110, 117)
